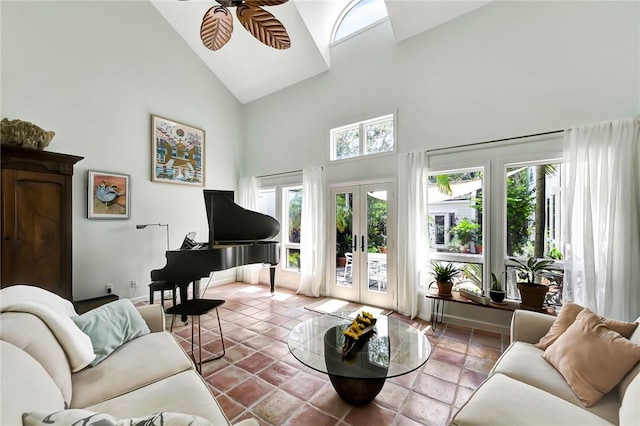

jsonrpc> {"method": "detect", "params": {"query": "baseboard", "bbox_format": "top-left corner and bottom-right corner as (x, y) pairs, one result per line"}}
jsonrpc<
(439, 313), (510, 335)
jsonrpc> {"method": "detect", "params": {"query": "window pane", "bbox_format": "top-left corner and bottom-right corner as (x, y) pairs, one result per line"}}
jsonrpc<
(286, 188), (302, 244)
(334, 0), (388, 43)
(258, 189), (276, 218)
(428, 170), (484, 255)
(335, 126), (360, 160)
(287, 248), (300, 270)
(365, 118), (393, 155)
(506, 162), (563, 259)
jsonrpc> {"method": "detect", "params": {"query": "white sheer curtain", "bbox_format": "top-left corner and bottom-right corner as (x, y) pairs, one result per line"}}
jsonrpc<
(563, 117), (640, 321)
(397, 151), (429, 319)
(237, 176), (261, 284)
(297, 167), (326, 297)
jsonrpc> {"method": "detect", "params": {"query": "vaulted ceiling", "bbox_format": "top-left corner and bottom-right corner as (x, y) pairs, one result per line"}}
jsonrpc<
(151, 0), (493, 104)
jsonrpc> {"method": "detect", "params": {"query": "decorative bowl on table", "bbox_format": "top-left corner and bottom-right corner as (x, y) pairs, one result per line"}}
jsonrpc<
(341, 311), (376, 361)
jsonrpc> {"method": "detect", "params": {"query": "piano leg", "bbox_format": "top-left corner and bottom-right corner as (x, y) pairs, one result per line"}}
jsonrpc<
(269, 264), (276, 293)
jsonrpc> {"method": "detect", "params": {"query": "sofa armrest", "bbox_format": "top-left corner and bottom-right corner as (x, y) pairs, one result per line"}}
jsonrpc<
(510, 309), (556, 344)
(136, 305), (165, 332)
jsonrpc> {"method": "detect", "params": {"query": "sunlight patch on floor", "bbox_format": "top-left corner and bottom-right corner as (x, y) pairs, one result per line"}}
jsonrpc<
(312, 299), (350, 313)
(239, 286), (263, 293)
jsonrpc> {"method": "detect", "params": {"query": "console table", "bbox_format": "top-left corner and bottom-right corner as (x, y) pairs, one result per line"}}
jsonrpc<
(426, 290), (556, 331)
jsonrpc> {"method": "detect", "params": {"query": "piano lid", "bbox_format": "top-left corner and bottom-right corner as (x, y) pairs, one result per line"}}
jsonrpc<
(204, 190), (280, 243)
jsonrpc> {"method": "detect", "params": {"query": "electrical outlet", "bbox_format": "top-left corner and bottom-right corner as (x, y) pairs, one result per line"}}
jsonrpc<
(106, 283), (113, 294)
(130, 280), (137, 288)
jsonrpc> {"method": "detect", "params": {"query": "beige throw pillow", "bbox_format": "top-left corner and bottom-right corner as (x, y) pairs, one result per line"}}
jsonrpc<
(542, 309), (640, 407)
(535, 301), (638, 350)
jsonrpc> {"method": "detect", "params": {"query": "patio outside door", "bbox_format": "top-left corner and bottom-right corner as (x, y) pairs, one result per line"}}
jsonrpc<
(329, 183), (395, 310)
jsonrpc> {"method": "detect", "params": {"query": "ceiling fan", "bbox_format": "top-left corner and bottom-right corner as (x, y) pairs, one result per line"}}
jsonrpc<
(199, 0), (291, 51)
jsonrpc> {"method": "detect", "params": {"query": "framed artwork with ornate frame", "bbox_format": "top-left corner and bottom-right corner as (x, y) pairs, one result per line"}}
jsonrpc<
(88, 170), (130, 219)
(151, 114), (205, 186)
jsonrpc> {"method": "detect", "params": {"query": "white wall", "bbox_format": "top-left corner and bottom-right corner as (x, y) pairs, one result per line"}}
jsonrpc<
(242, 1), (639, 330)
(1, 1), (244, 301)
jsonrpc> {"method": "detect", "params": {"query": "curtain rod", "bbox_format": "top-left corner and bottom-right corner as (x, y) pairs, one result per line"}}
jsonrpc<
(426, 129), (565, 154)
(257, 169), (303, 179)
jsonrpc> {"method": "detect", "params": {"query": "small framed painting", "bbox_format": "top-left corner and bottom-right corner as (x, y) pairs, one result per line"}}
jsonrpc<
(88, 170), (130, 219)
(151, 114), (205, 186)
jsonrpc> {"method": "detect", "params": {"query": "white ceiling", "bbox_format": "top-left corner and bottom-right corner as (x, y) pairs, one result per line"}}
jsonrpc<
(151, 0), (493, 104)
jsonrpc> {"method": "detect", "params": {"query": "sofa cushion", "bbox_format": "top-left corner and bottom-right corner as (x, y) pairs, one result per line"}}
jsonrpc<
(71, 299), (150, 366)
(0, 341), (65, 426)
(619, 372), (640, 426)
(451, 373), (614, 426)
(536, 302), (638, 350)
(22, 409), (213, 426)
(616, 315), (640, 401)
(492, 341), (620, 424)
(70, 331), (192, 408)
(0, 312), (73, 406)
(543, 309), (640, 407)
(85, 371), (231, 425)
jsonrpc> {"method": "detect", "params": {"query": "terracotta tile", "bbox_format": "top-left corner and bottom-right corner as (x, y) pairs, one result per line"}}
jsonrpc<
(401, 393), (451, 426)
(260, 341), (290, 359)
(394, 414), (429, 426)
(470, 332), (502, 350)
(309, 383), (352, 419)
(284, 404), (338, 426)
(423, 359), (462, 384)
(263, 325), (291, 341)
(414, 373), (457, 404)
(467, 344), (502, 361)
(464, 355), (495, 374)
(281, 371), (325, 400)
(459, 368), (488, 389)
(251, 389), (302, 425)
(216, 394), (245, 420)
(224, 343), (256, 363)
(388, 369), (419, 389)
(227, 376), (274, 407)
(344, 402), (395, 426)
(437, 338), (468, 354)
(375, 381), (410, 411)
(257, 361), (300, 386)
(243, 334), (278, 351)
(430, 346), (466, 367)
(454, 385), (475, 408)
(205, 365), (251, 392)
(236, 352), (275, 374)
(200, 357), (230, 378)
(232, 411), (265, 425)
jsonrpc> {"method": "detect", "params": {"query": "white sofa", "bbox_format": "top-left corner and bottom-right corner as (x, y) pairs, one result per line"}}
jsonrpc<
(451, 310), (640, 426)
(0, 301), (257, 426)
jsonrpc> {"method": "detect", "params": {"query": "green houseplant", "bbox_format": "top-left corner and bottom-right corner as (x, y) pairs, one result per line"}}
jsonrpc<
(489, 272), (506, 303)
(509, 257), (555, 310)
(429, 262), (461, 297)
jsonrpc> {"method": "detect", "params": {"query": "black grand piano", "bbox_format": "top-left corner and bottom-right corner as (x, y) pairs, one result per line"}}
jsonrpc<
(151, 190), (280, 305)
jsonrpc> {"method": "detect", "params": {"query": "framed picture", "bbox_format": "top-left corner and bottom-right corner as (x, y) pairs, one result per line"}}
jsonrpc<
(88, 170), (130, 219)
(151, 114), (205, 186)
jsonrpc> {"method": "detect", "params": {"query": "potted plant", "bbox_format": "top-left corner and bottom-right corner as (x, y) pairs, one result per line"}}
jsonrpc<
(429, 262), (461, 297)
(489, 272), (506, 303)
(509, 257), (555, 310)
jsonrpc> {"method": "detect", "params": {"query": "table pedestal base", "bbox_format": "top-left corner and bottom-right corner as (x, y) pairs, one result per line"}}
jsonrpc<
(328, 375), (386, 405)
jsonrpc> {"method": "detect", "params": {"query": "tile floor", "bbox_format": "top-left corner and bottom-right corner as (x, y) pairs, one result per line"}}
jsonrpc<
(162, 283), (508, 426)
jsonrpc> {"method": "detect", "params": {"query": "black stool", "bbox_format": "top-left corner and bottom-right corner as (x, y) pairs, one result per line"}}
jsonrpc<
(149, 281), (177, 309)
(166, 299), (226, 373)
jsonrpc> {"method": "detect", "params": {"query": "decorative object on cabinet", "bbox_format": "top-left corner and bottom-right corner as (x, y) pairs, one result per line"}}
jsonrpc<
(0, 117), (55, 150)
(1, 145), (83, 300)
(87, 170), (130, 219)
(151, 115), (204, 187)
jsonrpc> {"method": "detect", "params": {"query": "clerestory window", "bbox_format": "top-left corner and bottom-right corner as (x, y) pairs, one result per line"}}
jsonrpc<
(332, 0), (389, 44)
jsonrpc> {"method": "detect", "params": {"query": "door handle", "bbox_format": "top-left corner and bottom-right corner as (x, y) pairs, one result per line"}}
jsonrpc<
(361, 235), (365, 252)
(352, 234), (357, 252)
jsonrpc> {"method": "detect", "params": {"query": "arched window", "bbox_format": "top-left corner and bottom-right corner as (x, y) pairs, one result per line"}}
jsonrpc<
(331, 0), (389, 44)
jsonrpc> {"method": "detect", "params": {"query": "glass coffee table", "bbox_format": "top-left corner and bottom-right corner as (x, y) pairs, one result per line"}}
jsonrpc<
(288, 314), (431, 405)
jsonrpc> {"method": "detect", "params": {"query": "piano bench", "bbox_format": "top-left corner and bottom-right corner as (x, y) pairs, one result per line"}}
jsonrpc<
(149, 281), (177, 309)
(166, 299), (226, 374)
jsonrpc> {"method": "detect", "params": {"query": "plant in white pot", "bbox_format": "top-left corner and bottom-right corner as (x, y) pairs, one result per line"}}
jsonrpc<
(489, 272), (506, 303)
(509, 257), (555, 310)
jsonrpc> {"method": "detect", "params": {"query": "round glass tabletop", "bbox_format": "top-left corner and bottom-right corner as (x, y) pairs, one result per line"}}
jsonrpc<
(287, 314), (431, 380)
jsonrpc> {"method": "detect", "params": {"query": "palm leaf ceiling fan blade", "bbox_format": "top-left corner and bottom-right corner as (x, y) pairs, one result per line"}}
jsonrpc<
(200, 6), (234, 51)
(246, 0), (289, 6)
(236, 4), (291, 50)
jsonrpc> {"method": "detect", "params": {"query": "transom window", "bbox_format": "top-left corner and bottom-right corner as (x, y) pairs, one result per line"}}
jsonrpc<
(330, 114), (395, 161)
(332, 0), (389, 44)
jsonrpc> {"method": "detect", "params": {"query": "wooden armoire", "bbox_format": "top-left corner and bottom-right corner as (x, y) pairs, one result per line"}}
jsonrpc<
(1, 145), (83, 300)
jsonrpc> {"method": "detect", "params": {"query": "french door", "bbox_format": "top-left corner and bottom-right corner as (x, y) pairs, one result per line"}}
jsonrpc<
(329, 182), (395, 310)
